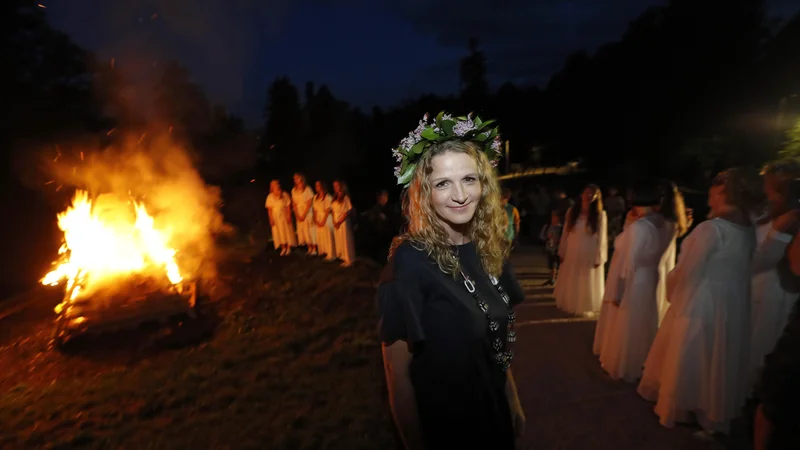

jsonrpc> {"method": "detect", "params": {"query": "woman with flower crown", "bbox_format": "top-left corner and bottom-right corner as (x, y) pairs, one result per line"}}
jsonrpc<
(377, 112), (526, 449)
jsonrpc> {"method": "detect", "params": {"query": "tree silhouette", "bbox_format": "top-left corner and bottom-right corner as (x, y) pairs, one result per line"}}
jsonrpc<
(459, 38), (489, 111)
(261, 77), (303, 173)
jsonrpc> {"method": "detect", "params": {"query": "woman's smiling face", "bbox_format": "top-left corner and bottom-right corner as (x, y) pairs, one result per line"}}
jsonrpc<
(429, 151), (482, 229)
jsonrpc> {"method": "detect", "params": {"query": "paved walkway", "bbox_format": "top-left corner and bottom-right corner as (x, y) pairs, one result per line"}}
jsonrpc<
(510, 246), (746, 450)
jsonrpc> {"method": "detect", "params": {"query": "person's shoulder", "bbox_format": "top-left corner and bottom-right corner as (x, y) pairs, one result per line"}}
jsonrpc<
(379, 240), (428, 284)
(392, 240), (427, 265)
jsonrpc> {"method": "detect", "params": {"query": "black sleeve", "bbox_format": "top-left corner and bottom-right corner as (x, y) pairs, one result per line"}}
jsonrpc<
(500, 259), (525, 307)
(759, 300), (800, 424)
(376, 244), (426, 347)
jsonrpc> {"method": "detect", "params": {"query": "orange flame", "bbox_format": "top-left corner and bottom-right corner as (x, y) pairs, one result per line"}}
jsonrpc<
(42, 190), (183, 309)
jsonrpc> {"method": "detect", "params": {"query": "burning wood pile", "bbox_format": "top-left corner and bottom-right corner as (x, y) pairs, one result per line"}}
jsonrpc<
(41, 190), (197, 347)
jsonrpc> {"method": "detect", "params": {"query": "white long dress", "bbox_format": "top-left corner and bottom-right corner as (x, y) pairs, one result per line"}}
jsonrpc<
(593, 229), (628, 356)
(596, 214), (674, 382)
(265, 192), (297, 248)
(292, 185), (316, 245)
(637, 218), (755, 433)
(656, 220), (679, 325)
(554, 210), (608, 315)
(749, 221), (799, 388)
(332, 195), (356, 265)
(313, 193), (336, 260)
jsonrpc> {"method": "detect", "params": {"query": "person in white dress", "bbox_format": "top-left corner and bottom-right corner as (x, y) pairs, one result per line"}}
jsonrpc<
(332, 180), (356, 267)
(265, 179), (297, 256)
(312, 180), (336, 261)
(554, 184), (608, 316)
(594, 180), (674, 382)
(749, 161), (800, 389)
(292, 173), (317, 254)
(637, 168), (761, 435)
(655, 181), (692, 324)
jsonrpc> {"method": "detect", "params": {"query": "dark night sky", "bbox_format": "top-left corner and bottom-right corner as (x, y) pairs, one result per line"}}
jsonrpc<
(45, 0), (799, 126)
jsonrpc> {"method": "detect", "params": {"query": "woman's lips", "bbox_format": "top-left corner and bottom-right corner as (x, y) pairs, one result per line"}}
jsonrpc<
(448, 203), (471, 211)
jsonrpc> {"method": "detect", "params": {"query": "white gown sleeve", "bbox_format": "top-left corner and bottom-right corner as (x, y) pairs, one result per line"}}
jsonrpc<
(614, 221), (652, 305)
(752, 226), (793, 275)
(595, 211), (608, 266)
(666, 220), (720, 304)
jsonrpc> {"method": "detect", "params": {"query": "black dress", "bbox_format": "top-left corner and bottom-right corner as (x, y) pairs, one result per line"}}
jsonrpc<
(377, 240), (525, 449)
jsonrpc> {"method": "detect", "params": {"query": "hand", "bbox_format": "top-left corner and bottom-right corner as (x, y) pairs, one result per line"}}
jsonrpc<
(772, 209), (800, 234)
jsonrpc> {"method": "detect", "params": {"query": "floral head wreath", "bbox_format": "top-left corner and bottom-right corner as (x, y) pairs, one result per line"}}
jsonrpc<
(392, 111), (502, 187)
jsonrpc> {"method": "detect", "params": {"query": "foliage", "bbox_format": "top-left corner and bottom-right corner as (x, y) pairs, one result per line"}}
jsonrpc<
(779, 119), (800, 160)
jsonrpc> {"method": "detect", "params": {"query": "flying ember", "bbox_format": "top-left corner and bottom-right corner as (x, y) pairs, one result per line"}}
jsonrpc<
(41, 190), (183, 308)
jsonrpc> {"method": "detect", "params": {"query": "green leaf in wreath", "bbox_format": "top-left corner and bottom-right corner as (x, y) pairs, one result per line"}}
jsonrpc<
(441, 120), (455, 136)
(456, 116), (468, 121)
(435, 111), (444, 126)
(411, 140), (427, 155)
(421, 127), (439, 140)
(474, 133), (489, 142)
(397, 163), (416, 185)
(474, 116), (483, 127)
(478, 119), (496, 130)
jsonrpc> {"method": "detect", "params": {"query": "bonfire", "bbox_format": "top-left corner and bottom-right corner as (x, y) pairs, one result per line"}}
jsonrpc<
(41, 189), (196, 345)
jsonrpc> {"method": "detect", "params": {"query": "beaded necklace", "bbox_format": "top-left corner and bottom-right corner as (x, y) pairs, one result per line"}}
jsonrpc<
(459, 269), (516, 372)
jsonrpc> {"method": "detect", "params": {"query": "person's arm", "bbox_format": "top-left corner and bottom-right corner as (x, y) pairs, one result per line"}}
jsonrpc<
(505, 368), (524, 438)
(382, 341), (426, 449)
(595, 211), (608, 267)
(512, 207), (521, 235)
(754, 403), (774, 450)
(776, 233), (800, 294)
(303, 189), (313, 221)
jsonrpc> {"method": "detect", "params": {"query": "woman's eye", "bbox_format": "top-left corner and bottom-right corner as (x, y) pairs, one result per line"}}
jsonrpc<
(464, 177), (476, 183)
(436, 181), (449, 188)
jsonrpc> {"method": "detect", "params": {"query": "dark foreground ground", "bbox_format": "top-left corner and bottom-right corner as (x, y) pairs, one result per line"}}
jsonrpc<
(0, 238), (396, 449)
(0, 241), (751, 449)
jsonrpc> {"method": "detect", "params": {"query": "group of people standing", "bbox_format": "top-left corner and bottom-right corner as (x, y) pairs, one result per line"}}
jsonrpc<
(264, 173), (356, 267)
(553, 164), (800, 443)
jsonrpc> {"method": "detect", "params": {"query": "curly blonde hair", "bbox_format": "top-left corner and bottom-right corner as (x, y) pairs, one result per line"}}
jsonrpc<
(389, 140), (509, 278)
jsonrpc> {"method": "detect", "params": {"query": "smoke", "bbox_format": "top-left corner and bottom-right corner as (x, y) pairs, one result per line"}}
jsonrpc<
(45, 130), (232, 284)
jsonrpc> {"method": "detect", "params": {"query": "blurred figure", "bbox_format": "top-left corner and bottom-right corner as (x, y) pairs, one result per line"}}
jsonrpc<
(366, 190), (397, 263)
(502, 188), (521, 250)
(539, 211), (563, 286)
(265, 179), (296, 256)
(312, 181), (336, 261)
(332, 180), (356, 267)
(638, 168), (761, 435)
(755, 218), (800, 449)
(554, 184), (607, 316)
(750, 160), (800, 389)
(655, 181), (691, 324)
(292, 173), (316, 254)
(594, 179), (673, 382)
